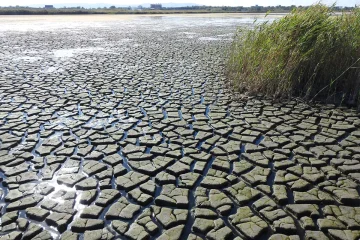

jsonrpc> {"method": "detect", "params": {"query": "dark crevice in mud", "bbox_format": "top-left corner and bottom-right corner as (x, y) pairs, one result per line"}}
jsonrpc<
(267, 161), (276, 187)
(182, 188), (195, 239)
(255, 135), (265, 145)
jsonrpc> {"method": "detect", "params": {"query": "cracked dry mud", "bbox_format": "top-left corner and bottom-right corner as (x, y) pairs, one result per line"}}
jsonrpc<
(0, 14), (360, 240)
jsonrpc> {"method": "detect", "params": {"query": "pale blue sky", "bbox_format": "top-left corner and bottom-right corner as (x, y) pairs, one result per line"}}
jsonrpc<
(0, 0), (358, 7)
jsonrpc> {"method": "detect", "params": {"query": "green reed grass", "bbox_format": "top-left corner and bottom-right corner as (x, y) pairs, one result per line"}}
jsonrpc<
(227, 4), (360, 106)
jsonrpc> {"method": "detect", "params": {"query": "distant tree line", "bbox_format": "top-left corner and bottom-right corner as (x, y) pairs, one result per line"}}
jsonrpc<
(164, 5), (356, 13)
(0, 5), (356, 15)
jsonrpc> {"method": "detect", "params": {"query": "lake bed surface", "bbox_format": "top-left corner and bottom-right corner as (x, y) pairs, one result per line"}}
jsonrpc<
(0, 13), (359, 240)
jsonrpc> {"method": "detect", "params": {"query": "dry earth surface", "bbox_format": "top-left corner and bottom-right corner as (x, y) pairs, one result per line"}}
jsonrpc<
(0, 14), (359, 240)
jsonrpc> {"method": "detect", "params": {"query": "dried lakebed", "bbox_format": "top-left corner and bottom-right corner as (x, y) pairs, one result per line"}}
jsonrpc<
(0, 14), (360, 240)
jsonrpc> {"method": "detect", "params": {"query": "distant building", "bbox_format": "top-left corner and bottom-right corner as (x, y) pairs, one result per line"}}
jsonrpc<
(138, 5), (143, 9)
(44, 5), (54, 9)
(150, 4), (162, 9)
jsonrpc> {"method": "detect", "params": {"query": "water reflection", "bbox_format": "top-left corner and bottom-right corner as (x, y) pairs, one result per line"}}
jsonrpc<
(0, 13), (284, 33)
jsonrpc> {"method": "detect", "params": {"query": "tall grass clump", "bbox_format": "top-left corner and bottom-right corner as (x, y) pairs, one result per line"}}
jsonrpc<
(227, 4), (360, 106)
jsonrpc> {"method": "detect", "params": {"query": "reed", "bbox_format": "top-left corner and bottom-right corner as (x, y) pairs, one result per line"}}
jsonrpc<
(227, 4), (360, 107)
